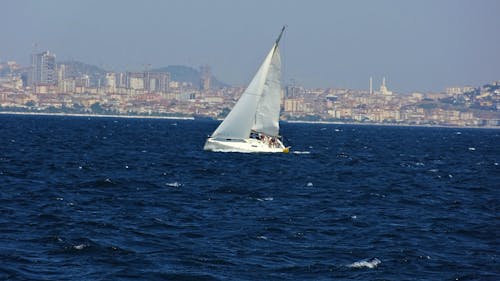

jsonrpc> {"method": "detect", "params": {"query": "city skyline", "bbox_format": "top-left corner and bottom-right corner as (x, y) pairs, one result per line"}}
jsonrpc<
(1, 0), (500, 93)
(1, 48), (499, 128)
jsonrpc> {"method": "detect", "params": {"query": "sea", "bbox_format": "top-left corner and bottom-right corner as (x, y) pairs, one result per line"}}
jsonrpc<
(0, 114), (498, 281)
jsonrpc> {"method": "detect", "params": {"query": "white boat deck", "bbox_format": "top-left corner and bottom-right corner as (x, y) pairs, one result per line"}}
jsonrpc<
(204, 137), (288, 153)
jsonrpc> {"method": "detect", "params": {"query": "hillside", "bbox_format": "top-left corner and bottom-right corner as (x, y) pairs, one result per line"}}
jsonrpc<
(58, 61), (107, 87)
(56, 62), (228, 88)
(152, 65), (227, 88)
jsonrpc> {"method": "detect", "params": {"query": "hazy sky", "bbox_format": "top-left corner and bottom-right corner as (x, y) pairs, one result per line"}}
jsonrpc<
(2, 0), (499, 93)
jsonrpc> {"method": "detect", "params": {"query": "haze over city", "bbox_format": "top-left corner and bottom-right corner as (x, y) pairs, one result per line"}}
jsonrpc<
(1, 0), (499, 93)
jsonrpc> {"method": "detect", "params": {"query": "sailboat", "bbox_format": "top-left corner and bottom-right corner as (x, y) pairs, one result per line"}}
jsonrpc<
(204, 26), (290, 153)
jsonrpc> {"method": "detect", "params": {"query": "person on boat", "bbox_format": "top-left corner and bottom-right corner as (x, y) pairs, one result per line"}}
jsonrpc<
(270, 137), (276, 148)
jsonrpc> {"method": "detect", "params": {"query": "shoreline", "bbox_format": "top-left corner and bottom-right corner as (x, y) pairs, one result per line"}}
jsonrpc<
(285, 120), (500, 130)
(1, 111), (499, 130)
(0, 111), (194, 120)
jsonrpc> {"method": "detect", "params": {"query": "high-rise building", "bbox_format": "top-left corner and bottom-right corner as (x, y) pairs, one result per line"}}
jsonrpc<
(57, 64), (67, 92)
(29, 51), (56, 86)
(116, 72), (126, 88)
(200, 65), (211, 90)
(285, 85), (303, 98)
(369, 77), (373, 95)
(105, 73), (116, 92)
(147, 72), (170, 93)
(57, 64), (66, 83)
(78, 74), (90, 88)
(126, 72), (145, 90)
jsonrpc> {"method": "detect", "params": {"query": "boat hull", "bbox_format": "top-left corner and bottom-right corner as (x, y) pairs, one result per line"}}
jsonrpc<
(204, 137), (289, 153)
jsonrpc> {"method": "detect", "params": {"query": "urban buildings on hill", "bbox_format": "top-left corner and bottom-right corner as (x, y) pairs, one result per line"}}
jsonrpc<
(28, 51), (56, 86)
(0, 51), (499, 127)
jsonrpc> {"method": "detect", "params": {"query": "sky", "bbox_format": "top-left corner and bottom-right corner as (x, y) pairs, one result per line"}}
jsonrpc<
(1, 0), (499, 93)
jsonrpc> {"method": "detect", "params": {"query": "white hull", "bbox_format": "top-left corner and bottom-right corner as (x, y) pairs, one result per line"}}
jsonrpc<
(204, 137), (289, 153)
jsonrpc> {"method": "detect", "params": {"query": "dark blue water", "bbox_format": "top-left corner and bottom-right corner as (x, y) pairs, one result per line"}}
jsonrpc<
(0, 114), (498, 280)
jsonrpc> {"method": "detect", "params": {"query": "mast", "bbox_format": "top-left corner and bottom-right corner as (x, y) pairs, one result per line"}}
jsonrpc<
(275, 25), (286, 46)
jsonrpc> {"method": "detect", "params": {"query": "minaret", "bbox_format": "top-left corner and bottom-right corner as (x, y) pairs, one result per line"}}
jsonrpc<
(380, 77), (387, 95)
(380, 76), (392, 96)
(369, 77), (373, 95)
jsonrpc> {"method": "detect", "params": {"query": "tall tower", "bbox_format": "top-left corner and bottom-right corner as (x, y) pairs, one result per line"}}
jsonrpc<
(105, 73), (116, 92)
(200, 65), (211, 91)
(29, 51), (56, 86)
(57, 64), (65, 83)
(369, 77), (373, 95)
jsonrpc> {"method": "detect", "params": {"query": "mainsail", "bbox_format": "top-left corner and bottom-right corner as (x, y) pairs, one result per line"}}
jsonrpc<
(252, 47), (281, 136)
(211, 28), (284, 139)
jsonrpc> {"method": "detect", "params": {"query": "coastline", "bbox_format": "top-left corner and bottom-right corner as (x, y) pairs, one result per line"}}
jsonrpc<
(0, 111), (194, 120)
(1, 111), (499, 129)
(285, 120), (500, 130)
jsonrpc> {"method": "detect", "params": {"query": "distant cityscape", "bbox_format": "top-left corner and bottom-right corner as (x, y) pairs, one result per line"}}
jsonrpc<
(1, 50), (499, 127)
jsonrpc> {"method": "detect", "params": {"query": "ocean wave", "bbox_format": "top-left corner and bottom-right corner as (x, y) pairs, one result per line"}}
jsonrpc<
(256, 197), (274, 202)
(347, 258), (381, 269)
(1, 116), (498, 281)
(165, 182), (182, 187)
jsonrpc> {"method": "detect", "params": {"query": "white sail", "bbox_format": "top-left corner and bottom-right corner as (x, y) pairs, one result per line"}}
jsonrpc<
(211, 43), (278, 139)
(252, 47), (281, 136)
(204, 26), (289, 153)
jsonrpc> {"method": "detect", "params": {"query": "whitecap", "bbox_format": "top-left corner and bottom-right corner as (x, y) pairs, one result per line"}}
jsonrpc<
(73, 244), (87, 250)
(257, 236), (268, 240)
(455, 132), (462, 135)
(370, 192), (386, 198)
(428, 169), (439, 173)
(166, 182), (182, 187)
(306, 182), (313, 187)
(348, 258), (381, 269)
(335, 129), (341, 132)
(293, 151), (310, 154)
(256, 197), (274, 202)
(468, 147), (476, 151)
